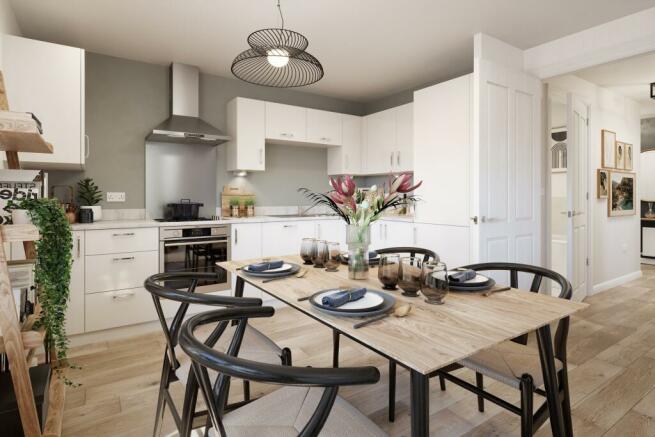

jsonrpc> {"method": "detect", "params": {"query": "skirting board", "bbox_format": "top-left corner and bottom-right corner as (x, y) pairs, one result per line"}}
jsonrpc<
(642, 257), (655, 266)
(591, 270), (643, 296)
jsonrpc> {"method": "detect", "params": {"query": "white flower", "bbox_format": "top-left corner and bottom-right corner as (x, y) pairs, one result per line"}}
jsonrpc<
(370, 185), (377, 192)
(360, 200), (370, 209)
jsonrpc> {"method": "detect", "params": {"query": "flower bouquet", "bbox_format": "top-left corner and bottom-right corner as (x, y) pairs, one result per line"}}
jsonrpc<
(299, 173), (421, 279)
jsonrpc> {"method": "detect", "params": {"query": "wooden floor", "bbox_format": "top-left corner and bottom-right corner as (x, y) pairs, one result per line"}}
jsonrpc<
(60, 265), (655, 436)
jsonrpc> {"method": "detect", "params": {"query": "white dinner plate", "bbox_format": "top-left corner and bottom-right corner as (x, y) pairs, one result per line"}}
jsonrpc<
(312, 289), (384, 312)
(244, 263), (293, 274)
(433, 271), (490, 284)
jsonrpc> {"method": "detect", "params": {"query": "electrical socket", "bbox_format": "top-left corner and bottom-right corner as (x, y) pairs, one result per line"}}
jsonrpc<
(107, 192), (126, 202)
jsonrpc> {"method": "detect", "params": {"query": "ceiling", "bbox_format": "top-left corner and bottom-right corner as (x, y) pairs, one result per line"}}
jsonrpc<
(575, 52), (655, 117)
(9, 0), (655, 102)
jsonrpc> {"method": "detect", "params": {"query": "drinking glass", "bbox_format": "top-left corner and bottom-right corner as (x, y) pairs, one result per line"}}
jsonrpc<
(378, 254), (400, 290)
(312, 240), (328, 268)
(300, 238), (316, 265)
(421, 261), (449, 305)
(324, 242), (341, 272)
(398, 257), (423, 297)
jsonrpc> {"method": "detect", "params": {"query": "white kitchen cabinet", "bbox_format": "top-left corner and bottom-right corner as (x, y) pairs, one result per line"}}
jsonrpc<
(231, 223), (263, 299)
(85, 250), (159, 294)
(643, 227), (655, 257)
(85, 227), (159, 255)
(85, 287), (156, 332)
(413, 75), (471, 226)
(363, 108), (396, 174)
(394, 103), (413, 172)
(66, 231), (85, 336)
(266, 102), (307, 142)
(327, 115), (362, 175)
(307, 109), (342, 145)
(414, 223), (470, 269)
(2, 35), (85, 170)
(262, 221), (304, 257)
(226, 98), (266, 171)
(383, 220), (414, 248)
(314, 219), (341, 243)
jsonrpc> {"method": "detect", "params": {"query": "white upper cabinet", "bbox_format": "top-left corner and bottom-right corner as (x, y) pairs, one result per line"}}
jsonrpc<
(265, 102), (307, 142)
(394, 103), (413, 172)
(327, 114), (361, 175)
(2, 35), (85, 169)
(307, 109), (342, 145)
(226, 98), (266, 171)
(363, 108), (396, 174)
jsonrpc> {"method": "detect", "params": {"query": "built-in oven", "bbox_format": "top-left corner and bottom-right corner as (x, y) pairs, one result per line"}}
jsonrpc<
(159, 224), (231, 293)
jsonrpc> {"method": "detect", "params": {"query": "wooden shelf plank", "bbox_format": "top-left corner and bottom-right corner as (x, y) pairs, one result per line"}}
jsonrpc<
(0, 224), (40, 242)
(0, 330), (44, 355)
(42, 374), (65, 437)
(0, 111), (53, 154)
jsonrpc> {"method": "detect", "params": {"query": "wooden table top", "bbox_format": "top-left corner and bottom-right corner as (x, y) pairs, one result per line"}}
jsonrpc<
(218, 256), (588, 375)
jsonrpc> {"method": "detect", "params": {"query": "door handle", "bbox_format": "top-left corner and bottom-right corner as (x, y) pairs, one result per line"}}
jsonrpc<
(112, 290), (135, 300)
(396, 151), (400, 166)
(84, 134), (90, 159)
(470, 216), (478, 225)
(235, 228), (238, 245)
(112, 232), (135, 237)
(112, 256), (135, 262)
(389, 153), (393, 167)
(259, 148), (264, 164)
(76, 236), (81, 258)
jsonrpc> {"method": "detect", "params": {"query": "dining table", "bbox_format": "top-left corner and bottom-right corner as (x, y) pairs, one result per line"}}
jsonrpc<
(218, 256), (588, 437)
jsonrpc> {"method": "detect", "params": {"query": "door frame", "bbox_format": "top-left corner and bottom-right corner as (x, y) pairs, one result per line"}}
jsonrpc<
(543, 86), (592, 299)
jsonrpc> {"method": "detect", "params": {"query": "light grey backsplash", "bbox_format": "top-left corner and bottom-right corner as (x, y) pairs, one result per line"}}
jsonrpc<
(49, 52), (364, 209)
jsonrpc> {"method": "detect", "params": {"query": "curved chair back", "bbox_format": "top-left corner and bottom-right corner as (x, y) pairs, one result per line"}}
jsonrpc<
(376, 246), (439, 263)
(461, 262), (573, 362)
(144, 272), (262, 369)
(180, 307), (380, 437)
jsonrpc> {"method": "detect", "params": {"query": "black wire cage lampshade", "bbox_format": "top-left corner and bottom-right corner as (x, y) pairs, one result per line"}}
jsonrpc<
(232, 2), (324, 88)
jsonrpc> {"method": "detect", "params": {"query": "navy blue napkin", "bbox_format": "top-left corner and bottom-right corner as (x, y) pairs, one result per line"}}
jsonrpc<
(322, 288), (367, 308)
(448, 269), (476, 283)
(248, 260), (284, 272)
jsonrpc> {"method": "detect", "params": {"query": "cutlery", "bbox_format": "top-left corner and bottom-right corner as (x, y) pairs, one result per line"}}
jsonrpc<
(297, 284), (351, 302)
(353, 304), (412, 329)
(263, 268), (307, 283)
(482, 286), (511, 297)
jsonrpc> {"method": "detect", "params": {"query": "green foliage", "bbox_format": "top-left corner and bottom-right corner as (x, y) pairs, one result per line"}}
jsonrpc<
(77, 178), (102, 206)
(244, 198), (255, 207)
(8, 198), (74, 383)
(229, 197), (241, 207)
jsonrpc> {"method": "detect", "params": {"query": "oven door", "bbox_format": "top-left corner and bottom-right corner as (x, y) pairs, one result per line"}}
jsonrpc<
(160, 237), (231, 293)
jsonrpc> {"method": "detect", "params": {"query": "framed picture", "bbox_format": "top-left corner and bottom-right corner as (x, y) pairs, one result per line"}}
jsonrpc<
(624, 143), (633, 170)
(597, 169), (609, 198)
(608, 170), (636, 217)
(602, 129), (616, 168)
(615, 141), (625, 169)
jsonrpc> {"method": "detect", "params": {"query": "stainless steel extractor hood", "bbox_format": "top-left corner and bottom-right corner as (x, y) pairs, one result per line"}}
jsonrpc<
(146, 63), (230, 145)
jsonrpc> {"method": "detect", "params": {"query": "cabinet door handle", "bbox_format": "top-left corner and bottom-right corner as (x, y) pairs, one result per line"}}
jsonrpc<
(76, 236), (81, 258)
(112, 290), (135, 300)
(317, 223), (321, 239)
(112, 256), (135, 262)
(235, 228), (238, 245)
(470, 216), (478, 224)
(112, 232), (135, 237)
(390, 153), (393, 167)
(84, 134), (90, 159)
(283, 224), (296, 228)
(396, 151), (400, 166)
(413, 226), (417, 245)
(259, 148), (264, 164)
(321, 137), (330, 142)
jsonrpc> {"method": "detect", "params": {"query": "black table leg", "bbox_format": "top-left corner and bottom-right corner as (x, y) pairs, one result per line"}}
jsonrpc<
(332, 330), (340, 368)
(410, 369), (429, 437)
(537, 325), (566, 437)
(235, 275), (245, 298)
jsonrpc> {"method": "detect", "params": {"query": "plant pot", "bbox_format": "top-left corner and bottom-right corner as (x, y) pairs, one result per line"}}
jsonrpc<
(346, 224), (371, 280)
(246, 205), (254, 217)
(80, 205), (102, 221)
(231, 206), (240, 218)
(11, 209), (31, 225)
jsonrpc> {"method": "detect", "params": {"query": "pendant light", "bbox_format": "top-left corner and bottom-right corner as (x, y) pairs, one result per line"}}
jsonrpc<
(231, 0), (324, 88)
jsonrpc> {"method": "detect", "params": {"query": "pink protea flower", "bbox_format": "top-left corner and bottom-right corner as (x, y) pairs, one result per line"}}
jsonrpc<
(391, 173), (422, 193)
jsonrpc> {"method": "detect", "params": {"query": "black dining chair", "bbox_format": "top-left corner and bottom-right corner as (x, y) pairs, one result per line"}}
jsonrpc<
(145, 272), (292, 437)
(332, 246), (438, 423)
(420, 263), (574, 437)
(179, 306), (387, 437)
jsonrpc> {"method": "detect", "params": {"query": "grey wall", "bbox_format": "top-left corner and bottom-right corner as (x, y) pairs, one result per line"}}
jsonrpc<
(49, 52), (364, 209)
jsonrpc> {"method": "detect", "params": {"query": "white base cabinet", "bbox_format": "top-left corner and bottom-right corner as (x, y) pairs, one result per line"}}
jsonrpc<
(414, 223), (470, 269)
(2, 35), (86, 170)
(66, 231), (85, 336)
(231, 223), (264, 300)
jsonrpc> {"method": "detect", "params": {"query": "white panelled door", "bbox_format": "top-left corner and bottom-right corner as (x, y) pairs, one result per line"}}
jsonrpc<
(566, 95), (590, 300)
(472, 58), (542, 269)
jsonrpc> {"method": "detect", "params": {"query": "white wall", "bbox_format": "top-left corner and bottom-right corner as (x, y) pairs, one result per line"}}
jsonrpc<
(0, 0), (20, 66)
(547, 74), (641, 292)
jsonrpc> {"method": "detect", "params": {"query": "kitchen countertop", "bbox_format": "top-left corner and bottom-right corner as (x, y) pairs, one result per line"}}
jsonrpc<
(70, 214), (417, 230)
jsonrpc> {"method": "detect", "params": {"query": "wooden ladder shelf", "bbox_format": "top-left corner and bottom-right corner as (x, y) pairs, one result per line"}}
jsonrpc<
(0, 71), (64, 436)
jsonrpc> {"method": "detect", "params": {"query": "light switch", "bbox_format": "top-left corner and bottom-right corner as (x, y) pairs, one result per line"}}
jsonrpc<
(107, 192), (126, 202)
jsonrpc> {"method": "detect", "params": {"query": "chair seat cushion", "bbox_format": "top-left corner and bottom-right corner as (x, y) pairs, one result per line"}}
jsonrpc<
(175, 323), (283, 384)
(459, 340), (563, 389)
(210, 386), (386, 437)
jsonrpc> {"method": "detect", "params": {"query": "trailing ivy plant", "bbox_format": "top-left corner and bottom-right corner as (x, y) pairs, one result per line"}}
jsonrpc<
(7, 198), (74, 382)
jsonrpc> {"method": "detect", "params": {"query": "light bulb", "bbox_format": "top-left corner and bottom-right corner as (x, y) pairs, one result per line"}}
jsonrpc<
(267, 48), (289, 67)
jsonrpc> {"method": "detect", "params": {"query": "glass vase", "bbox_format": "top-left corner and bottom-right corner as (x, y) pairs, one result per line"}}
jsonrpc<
(346, 224), (371, 280)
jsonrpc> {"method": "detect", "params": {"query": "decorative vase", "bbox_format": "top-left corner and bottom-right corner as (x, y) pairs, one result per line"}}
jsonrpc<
(247, 205), (254, 217)
(231, 205), (240, 217)
(11, 209), (31, 225)
(80, 205), (102, 221)
(346, 224), (371, 280)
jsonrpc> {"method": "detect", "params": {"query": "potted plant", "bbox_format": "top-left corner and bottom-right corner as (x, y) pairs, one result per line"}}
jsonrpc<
(229, 198), (240, 217)
(244, 198), (255, 217)
(77, 178), (102, 221)
(300, 173), (421, 279)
